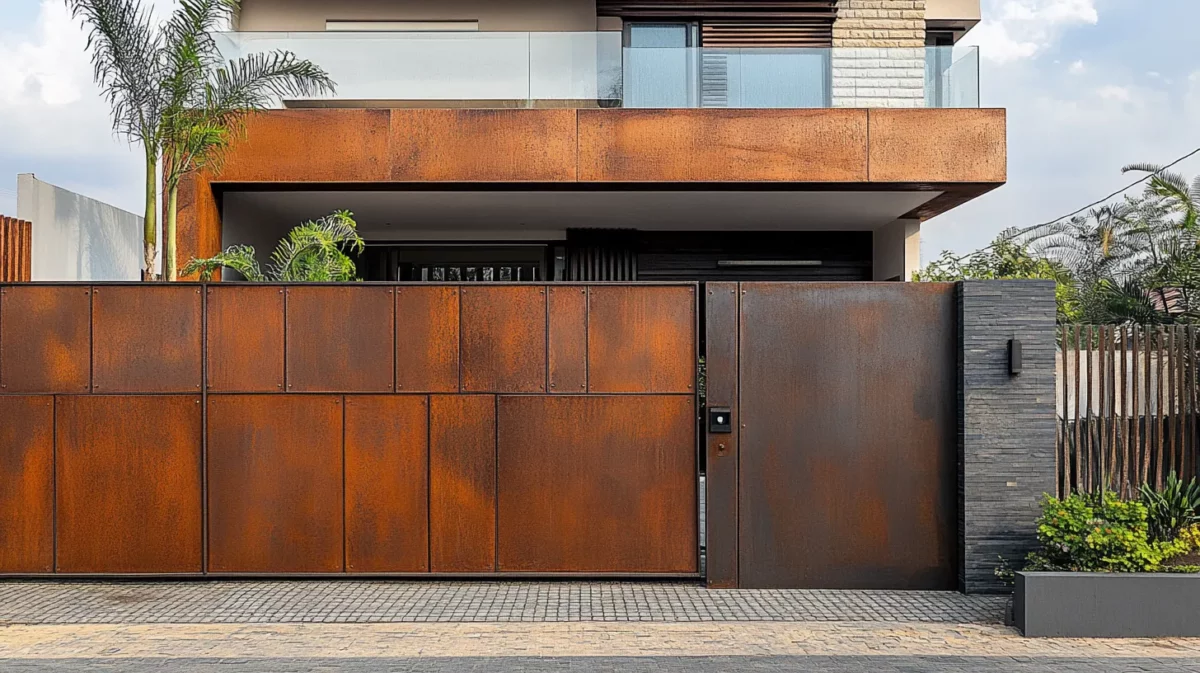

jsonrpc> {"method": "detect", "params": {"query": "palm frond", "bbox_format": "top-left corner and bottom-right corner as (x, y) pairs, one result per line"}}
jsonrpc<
(66, 0), (164, 146)
(181, 244), (264, 281)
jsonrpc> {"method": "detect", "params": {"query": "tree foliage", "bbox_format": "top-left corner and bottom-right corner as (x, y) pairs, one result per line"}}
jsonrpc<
(182, 211), (365, 282)
(917, 164), (1200, 325)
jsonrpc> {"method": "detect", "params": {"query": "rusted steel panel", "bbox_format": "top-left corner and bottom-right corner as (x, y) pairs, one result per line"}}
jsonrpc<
(547, 286), (588, 394)
(429, 394), (496, 572)
(587, 285), (695, 394)
(395, 286), (459, 393)
(206, 285), (285, 392)
(286, 286), (394, 393)
(389, 109), (577, 182)
(176, 175), (222, 278)
(345, 395), (429, 573)
(0, 396), (54, 573)
(0, 285), (91, 393)
(497, 395), (696, 573)
(217, 109), (392, 182)
(704, 282), (739, 588)
(91, 286), (203, 393)
(577, 109), (868, 182)
(56, 395), (202, 574)
(868, 109), (1007, 184)
(460, 286), (546, 393)
(206, 395), (344, 573)
(738, 283), (957, 589)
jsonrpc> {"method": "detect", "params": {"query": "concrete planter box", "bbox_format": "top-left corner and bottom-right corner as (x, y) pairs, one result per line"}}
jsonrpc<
(1016, 571), (1200, 637)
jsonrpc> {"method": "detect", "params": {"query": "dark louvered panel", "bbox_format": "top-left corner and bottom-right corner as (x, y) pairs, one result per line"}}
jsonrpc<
(701, 21), (833, 47)
(566, 246), (639, 282)
(598, 1), (838, 19)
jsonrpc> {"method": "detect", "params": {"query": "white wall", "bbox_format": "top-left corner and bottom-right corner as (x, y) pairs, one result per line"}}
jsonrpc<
(873, 218), (920, 281)
(17, 174), (141, 281)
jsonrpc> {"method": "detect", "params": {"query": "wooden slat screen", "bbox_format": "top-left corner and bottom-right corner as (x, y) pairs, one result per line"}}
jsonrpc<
(700, 21), (833, 47)
(0, 215), (32, 282)
(1056, 324), (1200, 498)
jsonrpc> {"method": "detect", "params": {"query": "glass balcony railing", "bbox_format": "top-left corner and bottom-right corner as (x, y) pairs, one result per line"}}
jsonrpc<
(215, 32), (980, 109)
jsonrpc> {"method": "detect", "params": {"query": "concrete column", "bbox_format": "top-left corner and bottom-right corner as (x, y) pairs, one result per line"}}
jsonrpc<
(832, 0), (927, 108)
(958, 280), (1057, 593)
(872, 218), (920, 281)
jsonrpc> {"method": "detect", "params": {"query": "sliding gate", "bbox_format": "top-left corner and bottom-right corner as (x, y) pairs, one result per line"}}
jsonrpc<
(0, 282), (698, 576)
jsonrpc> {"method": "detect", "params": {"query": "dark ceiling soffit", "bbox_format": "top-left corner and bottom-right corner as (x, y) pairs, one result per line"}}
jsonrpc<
(209, 182), (1000, 194)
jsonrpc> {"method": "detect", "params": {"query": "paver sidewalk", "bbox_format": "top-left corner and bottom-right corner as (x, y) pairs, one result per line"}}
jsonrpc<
(0, 581), (1006, 624)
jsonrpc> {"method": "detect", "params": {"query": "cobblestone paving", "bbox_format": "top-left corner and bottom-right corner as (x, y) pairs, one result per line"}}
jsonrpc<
(5, 657), (1200, 672)
(0, 581), (1008, 624)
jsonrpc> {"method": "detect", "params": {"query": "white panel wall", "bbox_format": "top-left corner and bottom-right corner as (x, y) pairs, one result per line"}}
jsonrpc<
(16, 174), (141, 281)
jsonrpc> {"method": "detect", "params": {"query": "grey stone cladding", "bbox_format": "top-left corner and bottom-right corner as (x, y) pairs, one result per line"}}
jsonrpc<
(958, 280), (1057, 593)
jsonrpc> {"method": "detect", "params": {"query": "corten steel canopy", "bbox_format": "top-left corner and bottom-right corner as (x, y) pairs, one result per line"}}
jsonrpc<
(174, 108), (1007, 274)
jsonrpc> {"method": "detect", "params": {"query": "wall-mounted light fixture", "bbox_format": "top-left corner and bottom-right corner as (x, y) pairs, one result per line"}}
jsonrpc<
(1008, 339), (1022, 376)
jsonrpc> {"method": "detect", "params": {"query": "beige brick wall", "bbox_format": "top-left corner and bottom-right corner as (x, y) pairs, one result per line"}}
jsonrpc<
(832, 0), (927, 108)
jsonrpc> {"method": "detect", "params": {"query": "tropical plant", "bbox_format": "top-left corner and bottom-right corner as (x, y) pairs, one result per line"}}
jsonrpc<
(182, 211), (365, 282)
(67, 0), (334, 280)
(1024, 492), (1189, 573)
(1140, 472), (1200, 542)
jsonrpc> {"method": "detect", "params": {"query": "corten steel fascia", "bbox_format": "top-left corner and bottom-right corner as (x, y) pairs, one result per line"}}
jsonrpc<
(172, 108), (1007, 274)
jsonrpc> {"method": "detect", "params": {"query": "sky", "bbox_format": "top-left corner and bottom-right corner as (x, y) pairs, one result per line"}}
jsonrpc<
(1, 0), (1198, 263)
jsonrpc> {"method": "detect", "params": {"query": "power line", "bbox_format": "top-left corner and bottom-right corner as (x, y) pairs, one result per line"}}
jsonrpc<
(948, 145), (1200, 263)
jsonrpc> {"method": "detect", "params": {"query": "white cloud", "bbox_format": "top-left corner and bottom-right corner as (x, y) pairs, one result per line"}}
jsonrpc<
(0, 0), (184, 214)
(965, 0), (1100, 63)
(1068, 59), (1086, 74)
(1095, 84), (1132, 102)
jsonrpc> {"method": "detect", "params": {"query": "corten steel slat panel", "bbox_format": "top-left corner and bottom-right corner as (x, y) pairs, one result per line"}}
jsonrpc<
(0, 286), (91, 394)
(547, 286), (588, 394)
(389, 109), (577, 182)
(868, 109), (1007, 184)
(460, 286), (547, 394)
(704, 282), (739, 588)
(395, 286), (459, 393)
(738, 283), (958, 589)
(577, 109), (868, 182)
(344, 395), (429, 573)
(587, 286), (696, 394)
(497, 395), (697, 573)
(286, 286), (394, 393)
(429, 395), (496, 573)
(92, 286), (203, 393)
(0, 396), (54, 573)
(56, 396), (203, 574)
(207, 395), (344, 573)
(215, 109), (392, 182)
(206, 286), (285, 392)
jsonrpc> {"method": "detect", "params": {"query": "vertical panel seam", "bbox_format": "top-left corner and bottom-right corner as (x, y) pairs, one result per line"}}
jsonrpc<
(201, 285), (208, 575)
(426, 394), (432, 573)
(341, 394), (347, 573)
(52, 395), (58, 573)
(494, 394), (500, 572)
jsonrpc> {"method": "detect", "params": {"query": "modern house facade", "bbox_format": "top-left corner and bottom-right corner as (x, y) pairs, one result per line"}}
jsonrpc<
(0, 1), (1055, 594)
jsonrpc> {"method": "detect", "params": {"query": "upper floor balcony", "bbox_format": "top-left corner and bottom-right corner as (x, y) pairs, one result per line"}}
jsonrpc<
(215, 31), (980, 109)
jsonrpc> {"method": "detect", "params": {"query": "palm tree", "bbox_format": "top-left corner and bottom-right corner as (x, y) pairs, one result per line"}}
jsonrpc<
(158, 0), (334, 280)
(67, 0), (334, 281)
(182, 211), (365, 282)
(1124, 163), (1200, 234)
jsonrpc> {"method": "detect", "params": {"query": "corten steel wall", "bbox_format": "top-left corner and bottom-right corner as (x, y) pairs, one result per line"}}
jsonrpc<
(0, 282), (698, 577)
(0, 217), (32, 282)
(706, 282), (959, 590)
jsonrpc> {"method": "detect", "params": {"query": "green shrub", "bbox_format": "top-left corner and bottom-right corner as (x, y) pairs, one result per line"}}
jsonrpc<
(1140, 472), (1200, 541)
(1025, 492), (1189, 573)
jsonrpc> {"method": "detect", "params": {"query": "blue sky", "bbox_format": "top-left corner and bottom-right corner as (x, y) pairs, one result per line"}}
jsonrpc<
(1, 0), (1198, 262)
